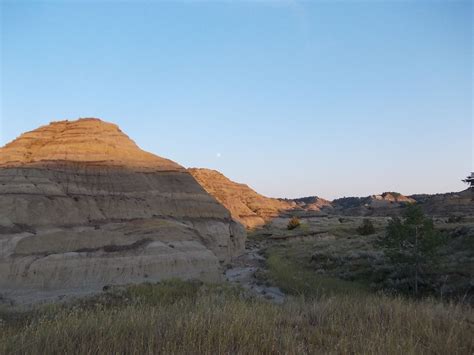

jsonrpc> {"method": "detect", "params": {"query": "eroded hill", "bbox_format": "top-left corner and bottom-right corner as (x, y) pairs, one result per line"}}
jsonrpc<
(0, 118), (245, 303)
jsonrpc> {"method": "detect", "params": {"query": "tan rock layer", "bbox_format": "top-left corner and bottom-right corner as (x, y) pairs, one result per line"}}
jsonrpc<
(188, 168), (295, 229)
(0, 118), (181, 171)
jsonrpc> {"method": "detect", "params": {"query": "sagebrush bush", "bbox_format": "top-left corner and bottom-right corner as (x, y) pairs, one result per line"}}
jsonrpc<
(447, 215), (463, 223)
(287, 216), (301, 230)
(357, 218), (375, 235)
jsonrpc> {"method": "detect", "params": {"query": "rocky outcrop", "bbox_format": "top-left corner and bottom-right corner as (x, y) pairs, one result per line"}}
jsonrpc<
(374, 192), (416, 204)
(188, 168), (295, 229)
(282, 196), (332, 212)
(0, 118), (245, 303)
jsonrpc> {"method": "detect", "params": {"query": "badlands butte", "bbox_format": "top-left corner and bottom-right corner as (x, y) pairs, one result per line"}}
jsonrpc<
(0, 118), (245, 302)
(0, 118), (472, 303)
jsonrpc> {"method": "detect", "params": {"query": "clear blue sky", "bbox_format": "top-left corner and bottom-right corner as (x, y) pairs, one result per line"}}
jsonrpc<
(1, 0), (472, 200)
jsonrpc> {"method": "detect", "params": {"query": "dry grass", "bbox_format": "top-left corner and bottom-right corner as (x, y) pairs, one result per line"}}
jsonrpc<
(1, 280), (472, 354)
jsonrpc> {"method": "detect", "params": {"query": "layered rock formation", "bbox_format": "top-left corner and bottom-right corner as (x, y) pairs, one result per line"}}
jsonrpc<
(188, 168), (295, 229)
(0, 118), (245, 303)
(0, 119), (181, 171)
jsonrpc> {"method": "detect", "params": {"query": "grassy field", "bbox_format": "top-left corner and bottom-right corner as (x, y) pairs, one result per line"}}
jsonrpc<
(253, 215), (474, 300)
(258, 232), (382, 298)
(1, 280), (473, 354)
(265, 249), (370, 297)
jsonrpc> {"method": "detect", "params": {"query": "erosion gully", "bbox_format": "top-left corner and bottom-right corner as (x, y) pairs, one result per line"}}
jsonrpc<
(224, 238), (286, 303)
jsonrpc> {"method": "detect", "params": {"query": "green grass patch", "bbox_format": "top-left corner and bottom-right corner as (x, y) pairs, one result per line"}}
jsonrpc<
(265, 246), (370, 298)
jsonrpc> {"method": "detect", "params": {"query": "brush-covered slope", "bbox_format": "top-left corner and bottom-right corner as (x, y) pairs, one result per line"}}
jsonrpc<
(411, 189), (473, 216)
(188, 168), (295, 229)
(0, 118), (245, 303)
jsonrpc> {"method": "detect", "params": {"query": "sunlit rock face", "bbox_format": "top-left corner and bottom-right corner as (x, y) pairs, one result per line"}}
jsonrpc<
(188, 168), (296, 229)
(0, 118), (245, 303)
(0, 118), (182, 170)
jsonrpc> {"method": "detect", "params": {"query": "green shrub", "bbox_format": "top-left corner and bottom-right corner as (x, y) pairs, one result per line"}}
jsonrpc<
(447, 215), (463, 224)
(378, 205), (445, 296)
(357, 219), (375, 235)
(287, 216), (301, 230)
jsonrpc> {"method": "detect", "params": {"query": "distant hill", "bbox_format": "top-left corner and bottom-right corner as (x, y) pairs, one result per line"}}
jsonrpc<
(329, 190), (473, 217)
(280, 196), (332, 212)
(189, 167), (473, 225)
(331, 192), (416, 216)
(410, 189), (473, 216)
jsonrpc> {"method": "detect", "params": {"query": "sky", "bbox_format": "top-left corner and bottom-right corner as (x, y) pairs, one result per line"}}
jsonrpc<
(0, 0), (472, 200)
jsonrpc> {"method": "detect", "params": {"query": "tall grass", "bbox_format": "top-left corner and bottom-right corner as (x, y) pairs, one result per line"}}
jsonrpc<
(1, 280), (472, 354)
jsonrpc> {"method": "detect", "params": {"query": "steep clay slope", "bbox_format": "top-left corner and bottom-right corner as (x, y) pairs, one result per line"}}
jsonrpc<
(189, 168), (295, 229)
(0, 118), (245, 303)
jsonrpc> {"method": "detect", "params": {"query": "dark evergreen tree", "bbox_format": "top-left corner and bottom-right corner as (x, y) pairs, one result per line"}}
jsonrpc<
(378, 205), (445, 296)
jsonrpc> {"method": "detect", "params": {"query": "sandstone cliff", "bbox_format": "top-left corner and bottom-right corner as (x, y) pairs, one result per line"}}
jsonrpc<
(0, 118), (245, 303)
(188, 168), (295, 229)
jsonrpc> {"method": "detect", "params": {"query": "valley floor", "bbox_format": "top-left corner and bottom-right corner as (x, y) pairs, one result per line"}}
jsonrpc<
(1, 214), (473, 354)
